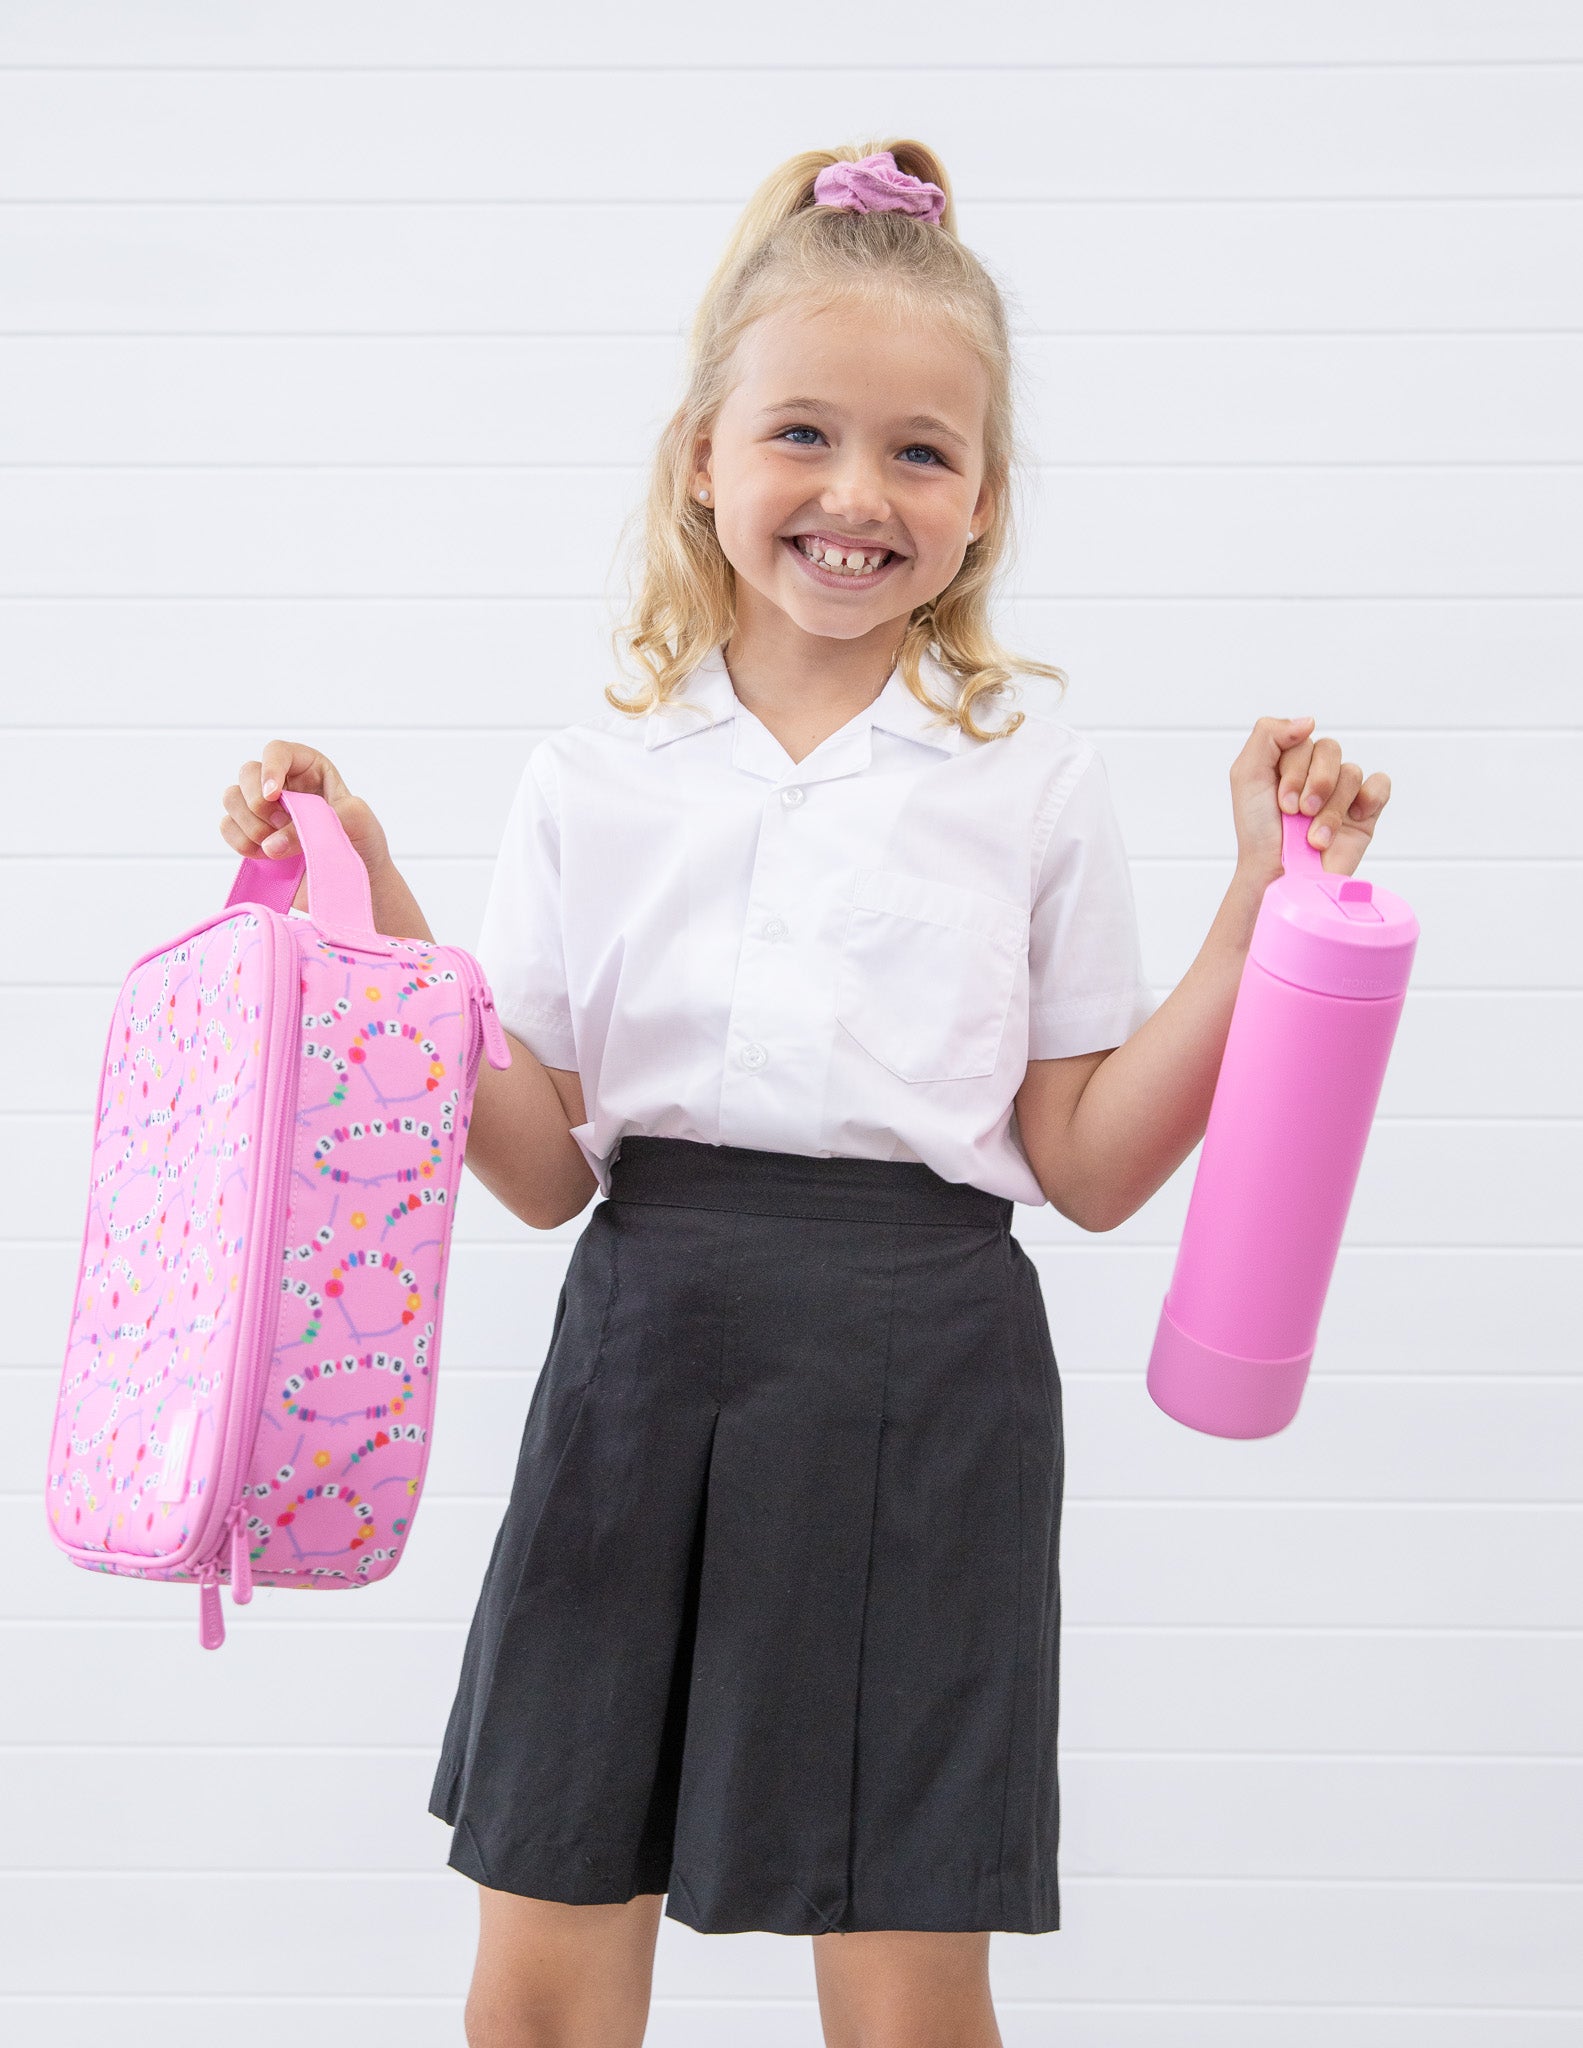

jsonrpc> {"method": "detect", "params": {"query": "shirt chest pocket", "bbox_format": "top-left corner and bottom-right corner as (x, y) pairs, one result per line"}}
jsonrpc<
(834, 868), (1026, 1084)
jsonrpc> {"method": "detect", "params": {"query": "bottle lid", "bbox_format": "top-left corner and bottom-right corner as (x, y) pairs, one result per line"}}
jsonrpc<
(1250, 808), (1419, 1000)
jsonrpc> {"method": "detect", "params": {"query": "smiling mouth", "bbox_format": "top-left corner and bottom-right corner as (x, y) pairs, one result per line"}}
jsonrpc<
(782, 535), (901, 584)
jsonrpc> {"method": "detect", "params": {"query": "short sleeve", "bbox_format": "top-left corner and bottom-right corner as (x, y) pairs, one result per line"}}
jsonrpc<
(473, 741), (579, 1070)
(1026, 745), (1160, 1060)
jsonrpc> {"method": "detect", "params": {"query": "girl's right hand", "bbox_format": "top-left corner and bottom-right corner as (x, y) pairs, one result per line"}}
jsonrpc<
(1228, 714), (1390, 889)
(220, 741), (392, 883)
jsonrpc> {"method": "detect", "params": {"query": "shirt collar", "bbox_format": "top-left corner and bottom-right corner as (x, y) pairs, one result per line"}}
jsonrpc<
(642, 643), (966, 763)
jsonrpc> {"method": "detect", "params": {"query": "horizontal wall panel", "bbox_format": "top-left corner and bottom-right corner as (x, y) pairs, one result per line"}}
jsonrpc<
(0, 1872), (484, 2001)
(0, 1871), (1576, 2009)
(1027, 1246), (1583, 1377)
(6, 1745), (1580, 1882)
(3, 467), (1579, 597)
(12, 1497), (1583, 1627)
(0, 859), (502, 1019)
(1137, 860), (1579, 993)
(1, 596), (1575, 730)
(0, 1619), (478, 1749)
(4, 1618), (1576, 1758)
(6, 334), (1581, 465)
(8, 1244), (1574, 1378)
(4, 2), (1582, 68)
(1, 68), (1578, 202)
(4, 199), (1577, 335)
(13, 1359), (1583, 1502)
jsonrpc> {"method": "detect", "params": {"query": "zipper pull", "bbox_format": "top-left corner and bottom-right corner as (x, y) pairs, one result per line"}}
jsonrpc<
(228, 1502), (254, 1606)
(475, 986), (512, 1070)
(197, 1558), (226, 1651)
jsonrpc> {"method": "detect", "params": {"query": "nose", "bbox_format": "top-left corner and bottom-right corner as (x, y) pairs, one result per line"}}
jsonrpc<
(820, 458), (893, 529)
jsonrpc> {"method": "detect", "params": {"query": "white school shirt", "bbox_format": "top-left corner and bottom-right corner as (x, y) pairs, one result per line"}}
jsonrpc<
(475, 643), (1159, 1209)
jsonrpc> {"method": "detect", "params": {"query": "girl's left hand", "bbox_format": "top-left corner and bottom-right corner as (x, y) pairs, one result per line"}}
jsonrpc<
(1231, 714), (1393, 888)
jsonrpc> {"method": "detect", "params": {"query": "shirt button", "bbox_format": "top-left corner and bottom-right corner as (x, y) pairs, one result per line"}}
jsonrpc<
(762, 917), (789, 941)
(740, 1042), (768, 1070)
(780, 785), (805, 808)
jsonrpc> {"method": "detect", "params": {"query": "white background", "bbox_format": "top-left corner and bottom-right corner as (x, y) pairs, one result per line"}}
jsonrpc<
(3, 3), (1579, 2041)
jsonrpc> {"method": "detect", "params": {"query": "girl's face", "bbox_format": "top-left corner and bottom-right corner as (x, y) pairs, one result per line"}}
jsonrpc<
(695, 297), (995, 670)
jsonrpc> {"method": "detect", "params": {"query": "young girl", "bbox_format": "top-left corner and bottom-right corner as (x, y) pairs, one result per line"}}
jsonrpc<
(223, 140), (1390, 2048)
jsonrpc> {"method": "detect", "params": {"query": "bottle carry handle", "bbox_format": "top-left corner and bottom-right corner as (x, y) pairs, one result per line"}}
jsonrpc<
(222, 788), (380, 948)
(1280, 802), (1327, 879)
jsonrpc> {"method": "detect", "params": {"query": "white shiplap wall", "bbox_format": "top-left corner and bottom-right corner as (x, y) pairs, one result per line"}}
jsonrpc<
(3, 4), (1580, 2041)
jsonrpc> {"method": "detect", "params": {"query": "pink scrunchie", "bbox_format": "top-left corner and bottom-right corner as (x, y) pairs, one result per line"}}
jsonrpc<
(812, 150), (946, 225)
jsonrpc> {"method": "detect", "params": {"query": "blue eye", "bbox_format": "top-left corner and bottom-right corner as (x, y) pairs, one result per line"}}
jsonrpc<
(776, 426), (946, 466)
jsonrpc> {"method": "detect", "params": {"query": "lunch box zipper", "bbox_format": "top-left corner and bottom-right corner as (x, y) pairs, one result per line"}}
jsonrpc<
(189, 912), (299, 1647)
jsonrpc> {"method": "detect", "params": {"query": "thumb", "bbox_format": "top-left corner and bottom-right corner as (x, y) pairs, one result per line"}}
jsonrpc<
(1264, 714), (1315, 765)
(260, 744), (347, 803)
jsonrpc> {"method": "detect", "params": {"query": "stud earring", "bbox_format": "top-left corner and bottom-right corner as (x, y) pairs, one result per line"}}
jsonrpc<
(698, 489), (710, 502)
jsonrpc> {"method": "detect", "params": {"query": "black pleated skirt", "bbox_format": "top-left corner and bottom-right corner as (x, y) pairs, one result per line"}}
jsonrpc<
(427, 1135), (1065, 1935)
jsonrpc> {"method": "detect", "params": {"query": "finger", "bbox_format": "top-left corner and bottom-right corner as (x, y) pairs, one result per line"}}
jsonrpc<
(1241, 714), (1313, 769)
(1346, 770), (1392, 823)
(1294, 734), (1344, 816)
(239, 752), (305, 858)
(258, 737), (319, 798)
(219, 814), (260, 859)
(223, 782), (278, 851)
(1276, 736), (1314, 811)
(258, 742), (300, 803)
(1306, 760), (1365, 849)
(238, 759), (291, 833)
(223, 782), (296, 859)
(257, 741), (332, 804)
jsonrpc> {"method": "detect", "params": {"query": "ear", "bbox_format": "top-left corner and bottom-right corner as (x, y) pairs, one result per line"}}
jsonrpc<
(692, 435), (713, 494)
(971, 479), (996, 538)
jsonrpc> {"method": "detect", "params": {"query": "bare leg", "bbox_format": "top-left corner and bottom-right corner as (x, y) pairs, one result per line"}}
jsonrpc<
(462, 1882), (665, 2048)
(811, 1928), (1003, 2048)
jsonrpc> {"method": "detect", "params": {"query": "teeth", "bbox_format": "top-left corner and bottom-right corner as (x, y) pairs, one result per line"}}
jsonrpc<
(794, 536), (891, 575)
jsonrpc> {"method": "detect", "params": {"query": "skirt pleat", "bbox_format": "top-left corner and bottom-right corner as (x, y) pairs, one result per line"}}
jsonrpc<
(427, 1136), (1064, 1935)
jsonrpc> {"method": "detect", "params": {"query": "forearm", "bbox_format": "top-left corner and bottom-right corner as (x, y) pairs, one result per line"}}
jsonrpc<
(366, 857), (436, 945)
(463, 1043), (598, 1231)
(1065, 867), (1272, 1231)
(367, 859), (594, 1231)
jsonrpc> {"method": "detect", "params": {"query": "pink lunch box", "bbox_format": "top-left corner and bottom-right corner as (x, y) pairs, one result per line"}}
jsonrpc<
(44, 789), (512, 1648)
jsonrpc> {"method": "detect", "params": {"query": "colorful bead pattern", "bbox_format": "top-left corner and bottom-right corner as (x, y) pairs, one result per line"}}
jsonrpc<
(47, 909), (487, 1601)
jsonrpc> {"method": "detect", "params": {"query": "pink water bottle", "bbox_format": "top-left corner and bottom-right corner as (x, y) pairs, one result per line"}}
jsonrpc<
(1147, 805), (1420, 1439)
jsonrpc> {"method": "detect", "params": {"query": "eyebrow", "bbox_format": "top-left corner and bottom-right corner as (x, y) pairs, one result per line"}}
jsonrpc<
(754, 396), (972, 453)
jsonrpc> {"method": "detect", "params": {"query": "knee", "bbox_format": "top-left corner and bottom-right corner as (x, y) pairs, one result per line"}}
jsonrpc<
(461, 1996), (574, 2048)
(846, 2025), (1000, 2048)
(462, 1998), (538, 2048)
(463, 1992), (647, 2048)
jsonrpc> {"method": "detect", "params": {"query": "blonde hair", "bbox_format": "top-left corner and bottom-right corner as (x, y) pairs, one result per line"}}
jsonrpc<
(603, 137), (1068, 744)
